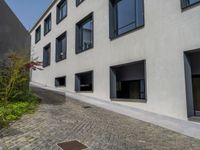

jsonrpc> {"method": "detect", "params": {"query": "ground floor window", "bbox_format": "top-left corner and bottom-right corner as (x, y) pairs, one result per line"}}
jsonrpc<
(55, 76), (66, 87)
(75, 71), (93, 92)
(110, 60), (146, 101)
(184, 49), (200, 118)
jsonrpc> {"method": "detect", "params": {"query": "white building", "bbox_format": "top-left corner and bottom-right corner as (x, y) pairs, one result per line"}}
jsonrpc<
(30, 0), (200, 121)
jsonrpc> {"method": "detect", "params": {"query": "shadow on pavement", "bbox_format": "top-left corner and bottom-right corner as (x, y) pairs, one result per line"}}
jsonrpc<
(31, 86), (66, 105)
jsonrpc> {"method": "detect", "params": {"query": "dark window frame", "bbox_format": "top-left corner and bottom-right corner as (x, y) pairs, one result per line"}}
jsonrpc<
(35, 25), (41, 43)
(75, 12), (94, 54)
(55, 31), (67, 63)
(43, 43), (51, 68)
(110, 60), (147, 102)
(44, 13), (52, 36)
(55, 76), (66, 87)
(75, 70), (94, 92)
(57, 0), (68, 24)
(181, 0), (200, 9)
(76, 0), (85, 7)
(109, 0), (145, 40)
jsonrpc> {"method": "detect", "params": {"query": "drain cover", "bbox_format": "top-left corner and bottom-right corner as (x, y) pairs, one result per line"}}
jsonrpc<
(57, 140), (87, 150)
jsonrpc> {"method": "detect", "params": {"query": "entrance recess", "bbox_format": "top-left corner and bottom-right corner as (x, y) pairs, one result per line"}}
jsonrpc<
(184, 49), (200, 118)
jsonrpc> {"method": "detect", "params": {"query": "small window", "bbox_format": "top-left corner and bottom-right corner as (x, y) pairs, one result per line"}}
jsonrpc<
(55, 76), (66, 87)
(75, 71), (93, 92)
(109, 0), (144, 39)
(181, 0), (200, 8)
(43, 43), (51, 67)
(76, 0), (84, 6)
(76, 13), (93, 54)
(35, 26), (41, 43)
(44, 14), (51, 35)
(57, 0), (67, 24)
(56, 32), (67, 62)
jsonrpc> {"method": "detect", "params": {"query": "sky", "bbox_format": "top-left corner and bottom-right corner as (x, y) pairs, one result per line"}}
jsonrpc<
(5, 0), (53, 30)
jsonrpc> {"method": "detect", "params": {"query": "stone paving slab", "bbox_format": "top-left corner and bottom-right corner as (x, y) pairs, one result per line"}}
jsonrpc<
(0, 87), (200, 150)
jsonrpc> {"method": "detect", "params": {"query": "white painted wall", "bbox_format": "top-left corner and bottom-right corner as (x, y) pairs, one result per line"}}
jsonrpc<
(30, 0), (200, 120)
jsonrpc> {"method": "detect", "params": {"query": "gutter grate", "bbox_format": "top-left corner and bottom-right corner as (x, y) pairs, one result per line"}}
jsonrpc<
(57, 140), (87, 150)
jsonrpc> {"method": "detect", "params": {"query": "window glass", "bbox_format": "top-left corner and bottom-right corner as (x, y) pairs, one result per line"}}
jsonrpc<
(56, 32), (66, 62)
(80, 19), (93, 51)
(116, 0), (136, 35)
(57, 0), (67, 23)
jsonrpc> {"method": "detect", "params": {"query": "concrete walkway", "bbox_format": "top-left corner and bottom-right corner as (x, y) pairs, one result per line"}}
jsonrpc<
(0, 87), (200, 150)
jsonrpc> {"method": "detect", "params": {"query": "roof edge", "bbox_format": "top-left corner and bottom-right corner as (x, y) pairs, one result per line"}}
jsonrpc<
(29, 0), (58, 33)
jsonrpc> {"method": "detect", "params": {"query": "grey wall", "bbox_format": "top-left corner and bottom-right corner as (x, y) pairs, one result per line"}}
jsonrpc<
(0, 0), (30, 59)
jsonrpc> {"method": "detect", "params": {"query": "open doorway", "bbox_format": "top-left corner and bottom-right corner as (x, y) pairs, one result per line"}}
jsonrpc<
(184, 49), (200, 118)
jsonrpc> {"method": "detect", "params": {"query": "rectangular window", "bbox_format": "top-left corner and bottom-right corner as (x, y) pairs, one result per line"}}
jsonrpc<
(57, 0), (67, 24)
(55, 76), (66, 87)
(35, 26), (41, 43)
(109, 0), (144, 39)
(76, 0), (84, 6)
(76, 13), (93, 54)
(181, 0), (200, 8)
(56, 32), (67, 62)
(110, 60), (146, 101)
(44, 14), (51, 35)
(75, 71), (93, 92)
(43, 43), (51, 67)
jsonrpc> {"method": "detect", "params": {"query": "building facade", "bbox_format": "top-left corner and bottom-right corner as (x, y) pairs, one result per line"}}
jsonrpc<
(30, 0), (200, 121)
(0, 0), (30, 59)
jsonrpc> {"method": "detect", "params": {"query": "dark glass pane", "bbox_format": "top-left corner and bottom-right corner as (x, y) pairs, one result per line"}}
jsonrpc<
(57, 0), (67, 22)
(56, 33), (66, 62)
(116, 0), (136, 35)
(81, 19), (93, 51)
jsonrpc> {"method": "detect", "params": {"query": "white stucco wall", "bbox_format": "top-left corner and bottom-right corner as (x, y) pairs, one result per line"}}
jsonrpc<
(30, 0), (200, 120)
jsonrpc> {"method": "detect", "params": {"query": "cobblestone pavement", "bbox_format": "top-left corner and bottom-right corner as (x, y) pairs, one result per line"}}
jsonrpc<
(1, 87), (200, 150)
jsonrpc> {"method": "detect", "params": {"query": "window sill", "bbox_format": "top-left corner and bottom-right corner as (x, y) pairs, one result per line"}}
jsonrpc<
(55, 58), (66, 63)
(111, 98), (147, 103)
(44, 30), (51, 36)
(181, 1), (200, 11)
(110, 25), (144, 41)
(56, 15), (67, 25)
(76, 46), (93, 55)
(76, 0), (84, 7)
(75, 91), (93, 93)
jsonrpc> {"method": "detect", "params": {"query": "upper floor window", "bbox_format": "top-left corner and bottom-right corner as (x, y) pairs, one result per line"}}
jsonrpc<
(76, 0), (85, 6)
(44, 14), (51, 35)
(76, 13), (93, 54)
(56, 32), (67, 62)
(35, 26), (41, 43)
(181, 0), (200, 8)
(43, 43), (51, 67)
(109, 0), (144, 39)
(57, 0), (67, 24)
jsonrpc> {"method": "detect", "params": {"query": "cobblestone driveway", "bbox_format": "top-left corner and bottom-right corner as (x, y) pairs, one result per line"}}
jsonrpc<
(1, 87), (200, 150)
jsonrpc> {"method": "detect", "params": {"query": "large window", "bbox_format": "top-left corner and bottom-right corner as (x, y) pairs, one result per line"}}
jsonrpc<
(109, 0), (144, 39)
(57, 0), (67, 24)
(181, 0), (200, 8)
(35, 26), (41, 43)
(76, 13), (93, 54)
(76, 0), (85, 6)
(43, 43), (51, 67)
(44, 14), (51, 35)
(55, 76), (66, 87)
(75, 71), (93, 92)
(110, 60), (146, 101)
(56, 32), (67, 62)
